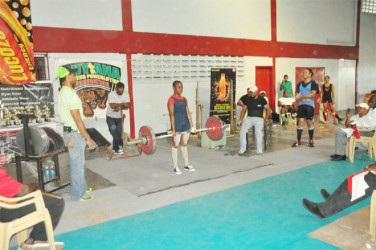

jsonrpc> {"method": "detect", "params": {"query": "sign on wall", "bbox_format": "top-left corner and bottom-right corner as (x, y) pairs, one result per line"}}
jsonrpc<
(61, 62), (121, 118)
(0, 0), (35, 84)
(0, 83), (54, 125)
(210, 68), (236, 124)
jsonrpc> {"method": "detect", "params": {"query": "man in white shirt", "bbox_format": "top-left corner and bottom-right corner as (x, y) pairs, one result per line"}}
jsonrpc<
(278, 90), (296, 125)
(106, 82), (130, 154)
(331, 103), (370, 161)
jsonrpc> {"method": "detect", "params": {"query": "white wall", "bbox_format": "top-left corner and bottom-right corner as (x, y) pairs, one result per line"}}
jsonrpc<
(358, 13), (376, 101)
(132, 0), (271, 40)
(277, 0), (357, 46)
(30, 0), (123, 30)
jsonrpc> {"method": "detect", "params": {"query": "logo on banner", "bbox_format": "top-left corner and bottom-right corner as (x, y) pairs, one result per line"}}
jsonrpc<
(0, 0), (35, 84)
(62, 62), (121, 118)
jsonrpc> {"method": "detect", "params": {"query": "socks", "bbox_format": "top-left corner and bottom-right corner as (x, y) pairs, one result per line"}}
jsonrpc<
(297, 128), (303, 142)
(172, 147), (178, 168)
(308, 127), (314, 140)
(180, 146), (189, 166)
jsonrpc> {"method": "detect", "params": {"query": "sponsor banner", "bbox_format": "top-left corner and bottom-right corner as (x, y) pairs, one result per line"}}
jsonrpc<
(209, 68), (236, 124)
(0, 83), (54, 121)
(0, 0), (35, 84)
(61, 62), (121, 118)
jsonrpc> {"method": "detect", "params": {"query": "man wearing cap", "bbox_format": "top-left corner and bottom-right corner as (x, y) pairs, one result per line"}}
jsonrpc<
(292, 68), (320, 148)
(106, 82), (130, 154)
(330, 103), (370, 161)
(237, 85), (270, 155)
(57, 66), (96, 202)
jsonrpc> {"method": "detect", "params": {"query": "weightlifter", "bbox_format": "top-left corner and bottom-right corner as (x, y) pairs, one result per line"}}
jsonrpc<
(167, 80), (196, 175)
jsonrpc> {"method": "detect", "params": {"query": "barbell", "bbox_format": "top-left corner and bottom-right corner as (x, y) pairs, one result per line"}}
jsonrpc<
(127, 116), (228, 155)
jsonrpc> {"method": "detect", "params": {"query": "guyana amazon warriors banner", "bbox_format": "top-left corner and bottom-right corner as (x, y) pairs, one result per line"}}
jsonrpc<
(61, 62), (121, 118)
(0, 0), (35, 84)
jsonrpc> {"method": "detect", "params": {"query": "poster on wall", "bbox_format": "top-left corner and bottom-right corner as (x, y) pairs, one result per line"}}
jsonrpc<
(0, 0), (35, 84)
(209, 68), (236, 124)
(60, 62), (121, 118)
(295, 67), (325, 114)
(0, 83), (54, 125)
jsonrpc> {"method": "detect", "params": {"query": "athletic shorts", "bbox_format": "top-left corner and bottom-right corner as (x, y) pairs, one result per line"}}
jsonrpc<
(173, 131), (190, 146)
(297, 104), (314, 120)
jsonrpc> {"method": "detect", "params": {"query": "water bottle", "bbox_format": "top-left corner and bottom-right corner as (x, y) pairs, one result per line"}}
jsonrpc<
(44, 166), (51, 181)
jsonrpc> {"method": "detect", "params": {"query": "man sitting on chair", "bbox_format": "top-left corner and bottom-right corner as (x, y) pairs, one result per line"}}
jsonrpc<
(278, 90), (296, 126)
(0, 155), (65, 250)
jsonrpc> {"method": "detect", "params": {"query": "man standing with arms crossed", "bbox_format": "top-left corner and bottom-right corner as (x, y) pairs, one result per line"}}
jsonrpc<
(106, 82), (130, 154)
(292, 68), (320, 148)
(57, 66), (96, 202)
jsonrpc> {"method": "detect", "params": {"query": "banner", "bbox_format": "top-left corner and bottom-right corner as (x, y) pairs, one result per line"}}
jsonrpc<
(0, 83), (54, 125)
(0, 0), (35, 84)
(210, 68), (236, 124)
(61, 62), (121, 118)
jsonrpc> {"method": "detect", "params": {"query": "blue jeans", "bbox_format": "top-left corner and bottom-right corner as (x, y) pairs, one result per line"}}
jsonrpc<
(318, 172), (376, 217)
(64, 131), (88, 201)
(106, 116), (123, 151)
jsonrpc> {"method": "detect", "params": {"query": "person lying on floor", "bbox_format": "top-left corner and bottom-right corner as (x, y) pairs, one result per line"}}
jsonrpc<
(302, 162), (376, 218)
(0, 154), (65, 250)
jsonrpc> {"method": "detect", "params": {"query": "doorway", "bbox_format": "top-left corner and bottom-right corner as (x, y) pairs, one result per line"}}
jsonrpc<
(255, 66), (274, 112)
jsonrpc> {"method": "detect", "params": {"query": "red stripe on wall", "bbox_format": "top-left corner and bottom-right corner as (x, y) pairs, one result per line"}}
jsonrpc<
(271, 0), (276, 42)
(33, 27), (358, 60)
(125, 53), (135, 138)
(122, 0), (132, 32)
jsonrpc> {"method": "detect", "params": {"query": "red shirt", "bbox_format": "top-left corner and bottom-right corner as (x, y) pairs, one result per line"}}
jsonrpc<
(0, 167), (22, 198)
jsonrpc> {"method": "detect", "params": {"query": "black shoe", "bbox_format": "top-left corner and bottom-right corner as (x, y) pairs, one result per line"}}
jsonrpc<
(308, 140), (314, 148)
(331, 155), (346, 161)
(330, 154), (339, 159)
(320, 189), (331, 200)
(302, 199), (325, 219)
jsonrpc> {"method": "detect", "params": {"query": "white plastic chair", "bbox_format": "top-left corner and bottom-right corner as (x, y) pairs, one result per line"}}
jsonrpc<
(0, 190), (56, 250)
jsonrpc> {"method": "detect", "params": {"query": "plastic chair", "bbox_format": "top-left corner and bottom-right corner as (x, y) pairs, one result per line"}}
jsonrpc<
(346, 127), (376, 163)
(369, 190), (376, 240)
(0, 190), (56, 250)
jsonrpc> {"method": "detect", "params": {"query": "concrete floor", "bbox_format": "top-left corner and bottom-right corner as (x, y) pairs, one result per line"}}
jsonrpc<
(6, 114), (362, 248)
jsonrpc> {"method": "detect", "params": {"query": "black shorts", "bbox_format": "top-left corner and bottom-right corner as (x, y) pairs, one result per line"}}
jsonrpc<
(297, 105), (314, 120)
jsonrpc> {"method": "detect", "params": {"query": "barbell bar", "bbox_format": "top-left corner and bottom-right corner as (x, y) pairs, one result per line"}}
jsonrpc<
(126, 116), (228, 155)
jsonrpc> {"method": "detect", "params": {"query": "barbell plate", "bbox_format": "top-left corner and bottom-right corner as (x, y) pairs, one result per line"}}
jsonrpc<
(138, 126), (156, 155)
(205, 116), (225, 141)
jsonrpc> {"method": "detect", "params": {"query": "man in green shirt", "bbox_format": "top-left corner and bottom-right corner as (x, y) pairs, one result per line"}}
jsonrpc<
(57, 66), (96, 202)
(280, 74), (293, 97)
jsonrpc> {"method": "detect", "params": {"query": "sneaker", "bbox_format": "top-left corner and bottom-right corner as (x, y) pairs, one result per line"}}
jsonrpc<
(80, 195), (94, 202)
(86, 187), (93, 193)
(115, 149), (124, 154)
(184, 165), (196, 172)
(291, 141), (301, 147)
(256, 152), (263, 156)
(309, 140), (314, 147)
(238, 149), (246, 155)
(174, 167), (182, 175)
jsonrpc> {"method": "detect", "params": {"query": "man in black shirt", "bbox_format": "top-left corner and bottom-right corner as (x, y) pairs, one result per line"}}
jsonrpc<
(237, 86), (270, 155)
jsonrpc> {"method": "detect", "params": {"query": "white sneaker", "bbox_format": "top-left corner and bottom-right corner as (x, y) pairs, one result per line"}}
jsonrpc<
(184, 165), (196, 172)
(174, 167), (182, 175)
(238, 149), (245, 155)
(115, 147), (124, 154)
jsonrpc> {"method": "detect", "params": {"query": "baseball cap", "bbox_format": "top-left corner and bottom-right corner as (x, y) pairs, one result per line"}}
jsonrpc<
(249, 86), (258, 92)
(356, 103), (369, 110)
(57, 66), (77, 78)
